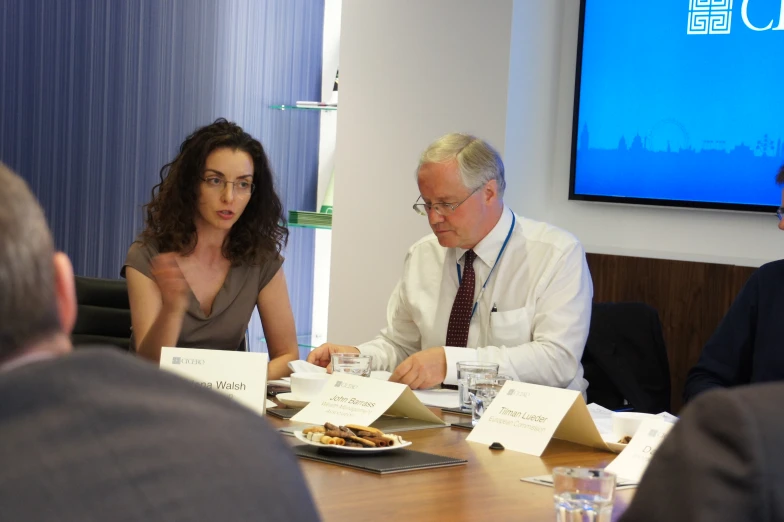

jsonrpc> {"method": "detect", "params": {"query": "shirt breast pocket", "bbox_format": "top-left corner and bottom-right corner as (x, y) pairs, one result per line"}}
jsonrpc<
(490, 306), (531, 346)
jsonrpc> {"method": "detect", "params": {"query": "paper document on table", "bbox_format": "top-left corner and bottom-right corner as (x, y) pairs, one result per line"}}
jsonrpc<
(587, 403), (614, 436)
(413, 389), (460, 409)
(521, 475), (638, 490)
(288, 360), (327, 374)
(587, 403), (678, 436)
(286, 361), (390, 381)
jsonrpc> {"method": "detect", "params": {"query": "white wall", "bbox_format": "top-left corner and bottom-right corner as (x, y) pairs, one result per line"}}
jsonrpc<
(329, 0), (514, 343)
(504, 0), (784, 268)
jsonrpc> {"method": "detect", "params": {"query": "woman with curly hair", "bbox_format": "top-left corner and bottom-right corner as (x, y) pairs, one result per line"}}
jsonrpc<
(121, 119), (299, 379)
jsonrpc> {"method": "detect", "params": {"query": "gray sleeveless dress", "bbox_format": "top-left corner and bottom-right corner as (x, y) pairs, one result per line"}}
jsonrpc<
(121, 241), (283, 352)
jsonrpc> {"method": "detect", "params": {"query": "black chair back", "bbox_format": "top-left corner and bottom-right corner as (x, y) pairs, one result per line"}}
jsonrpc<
(582, 302), (671, 413)
(72, 276), (132, 351)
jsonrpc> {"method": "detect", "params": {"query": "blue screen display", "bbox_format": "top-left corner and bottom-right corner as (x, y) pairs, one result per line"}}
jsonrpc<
(571, 0), (784, 210)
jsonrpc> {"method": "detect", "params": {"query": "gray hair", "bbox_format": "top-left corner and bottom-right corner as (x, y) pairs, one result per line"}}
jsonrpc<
(417, 133), (506, 197)
(0, 163), (60, 360)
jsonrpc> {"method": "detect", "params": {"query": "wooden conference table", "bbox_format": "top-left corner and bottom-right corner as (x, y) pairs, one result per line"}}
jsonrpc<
(268, 406), (635, 521)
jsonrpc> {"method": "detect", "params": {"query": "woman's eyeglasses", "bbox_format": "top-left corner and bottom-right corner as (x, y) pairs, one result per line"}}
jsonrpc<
(201, 176), (255, 197)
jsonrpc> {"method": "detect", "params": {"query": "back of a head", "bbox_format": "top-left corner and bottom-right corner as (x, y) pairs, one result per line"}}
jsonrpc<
(418, 133), (506, 197)
(0, 163), (60, 361)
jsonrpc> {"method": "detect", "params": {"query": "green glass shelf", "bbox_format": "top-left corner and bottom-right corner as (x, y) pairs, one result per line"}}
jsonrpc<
(269, 104), (337, 111)
(288, 210), (332, 229)
(289, 223), (332, 230)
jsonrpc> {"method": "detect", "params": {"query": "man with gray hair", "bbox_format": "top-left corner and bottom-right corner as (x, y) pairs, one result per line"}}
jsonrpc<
(309, 133), (593, 393)
(0, 163), (319, 520)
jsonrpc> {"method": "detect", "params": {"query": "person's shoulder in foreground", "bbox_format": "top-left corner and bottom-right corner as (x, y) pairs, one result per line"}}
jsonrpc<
(683, 165), (784, 403)
(683, 258), (784, 403)
(619, 382), (784, 522)
(0, 161), (318, 521)
(0, 348), (319, 522)
(755, 257), (784, 280)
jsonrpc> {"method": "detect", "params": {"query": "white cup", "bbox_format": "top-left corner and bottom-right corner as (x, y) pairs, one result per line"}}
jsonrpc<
(290, 372), (330, 401)
(611, 411), (657, 440)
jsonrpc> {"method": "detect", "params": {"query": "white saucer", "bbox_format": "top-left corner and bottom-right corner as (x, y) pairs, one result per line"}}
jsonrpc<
(276, 392), (311, 408)
(601, 434), (628, 453)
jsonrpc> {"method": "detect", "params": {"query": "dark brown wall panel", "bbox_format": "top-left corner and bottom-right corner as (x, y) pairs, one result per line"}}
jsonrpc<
(585, 253), (756, 412)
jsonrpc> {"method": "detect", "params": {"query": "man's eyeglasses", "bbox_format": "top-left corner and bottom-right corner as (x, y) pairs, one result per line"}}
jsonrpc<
(412, 186), (482, 217)
(777, 207), (784, 221)
(201, 176), (255, 197)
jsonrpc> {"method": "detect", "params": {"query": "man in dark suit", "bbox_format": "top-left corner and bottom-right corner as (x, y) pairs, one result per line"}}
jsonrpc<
(0, 162), (320, 521)
(683, 165), (784, 402)
(619, 383), (784, 521)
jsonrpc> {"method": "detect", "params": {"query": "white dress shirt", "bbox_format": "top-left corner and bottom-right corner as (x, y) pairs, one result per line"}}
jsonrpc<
(357, 206), (593, 393)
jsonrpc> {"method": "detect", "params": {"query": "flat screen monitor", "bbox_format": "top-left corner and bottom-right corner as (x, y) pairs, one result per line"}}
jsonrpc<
(570, 0), (784, 212)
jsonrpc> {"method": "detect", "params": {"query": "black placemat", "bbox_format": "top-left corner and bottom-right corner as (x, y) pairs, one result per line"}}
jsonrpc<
(266, 407), (302, 419)
(441, 406), (471, 416)
(450, 421), (474, 430)
(293, 445), (467, 474)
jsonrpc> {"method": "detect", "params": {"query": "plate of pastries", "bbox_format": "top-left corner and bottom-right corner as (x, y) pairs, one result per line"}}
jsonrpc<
(295, 422), (412, 453)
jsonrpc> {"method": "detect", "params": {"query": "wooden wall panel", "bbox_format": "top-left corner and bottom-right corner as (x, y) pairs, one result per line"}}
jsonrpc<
(586, 253), (756, 412)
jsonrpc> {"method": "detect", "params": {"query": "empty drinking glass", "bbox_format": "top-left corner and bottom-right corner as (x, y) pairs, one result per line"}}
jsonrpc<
(456, 361), (499, 410)
(553, 467), (616, 522)
(470, 375), (513, 426)
(331, 353), (372, 377)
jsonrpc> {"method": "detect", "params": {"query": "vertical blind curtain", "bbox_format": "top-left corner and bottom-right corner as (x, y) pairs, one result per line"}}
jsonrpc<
(0, 0), (324, 344)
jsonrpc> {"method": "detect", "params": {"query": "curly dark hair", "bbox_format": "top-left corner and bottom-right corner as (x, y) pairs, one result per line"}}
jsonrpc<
(141, 118), (288, 265)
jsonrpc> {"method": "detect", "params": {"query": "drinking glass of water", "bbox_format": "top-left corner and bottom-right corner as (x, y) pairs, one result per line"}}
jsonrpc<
(456, 361), (499, 411)
(331, 353), (372, 377)
(553, 467), (616, 522)
(470, 375), (513, 426)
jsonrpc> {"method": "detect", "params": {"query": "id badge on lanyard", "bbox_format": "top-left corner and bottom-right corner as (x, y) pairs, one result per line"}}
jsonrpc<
(456, 213), (516, 320)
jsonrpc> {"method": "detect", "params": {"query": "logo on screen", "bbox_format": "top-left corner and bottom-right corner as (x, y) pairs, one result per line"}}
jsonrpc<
(688, 0), (733, 34)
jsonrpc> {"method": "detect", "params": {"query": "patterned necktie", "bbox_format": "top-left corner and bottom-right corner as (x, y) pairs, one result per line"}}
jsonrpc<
(445, 249), (477, 347)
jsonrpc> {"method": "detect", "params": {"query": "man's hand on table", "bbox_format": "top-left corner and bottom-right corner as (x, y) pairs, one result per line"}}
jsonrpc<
(389, 347), (447, 390)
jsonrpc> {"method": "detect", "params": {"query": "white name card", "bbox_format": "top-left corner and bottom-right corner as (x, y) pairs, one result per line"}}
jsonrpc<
(290, 373), (446, 427)
(467, 381), (611, 456)
(605, 418), (675, 483)
(160, 347), (269, 415)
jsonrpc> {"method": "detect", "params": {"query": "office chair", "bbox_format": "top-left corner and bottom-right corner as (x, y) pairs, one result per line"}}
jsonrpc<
(582, 302), (671, 413)
(72, 276), (132, 351)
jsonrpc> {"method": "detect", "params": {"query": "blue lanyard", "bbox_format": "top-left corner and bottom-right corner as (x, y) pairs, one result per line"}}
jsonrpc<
(456, 213), (516, 320)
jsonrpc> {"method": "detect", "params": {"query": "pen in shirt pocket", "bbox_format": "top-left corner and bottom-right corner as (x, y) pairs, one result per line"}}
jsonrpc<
(491, 303), (498, 313)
